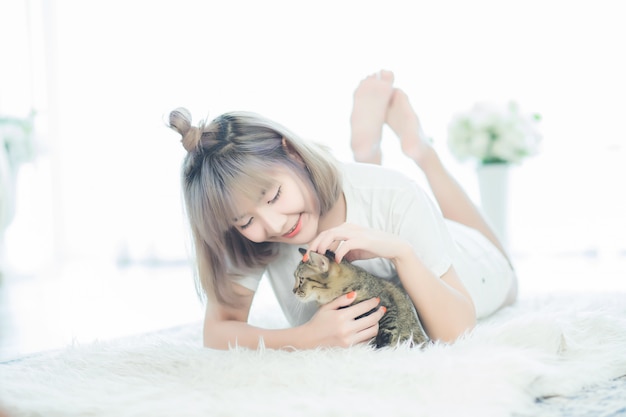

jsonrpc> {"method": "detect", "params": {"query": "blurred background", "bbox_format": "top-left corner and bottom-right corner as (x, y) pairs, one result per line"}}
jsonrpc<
(1, 0), (624, 359)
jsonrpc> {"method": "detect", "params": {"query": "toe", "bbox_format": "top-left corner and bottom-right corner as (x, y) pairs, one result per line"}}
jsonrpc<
(379, 69), (395, 83)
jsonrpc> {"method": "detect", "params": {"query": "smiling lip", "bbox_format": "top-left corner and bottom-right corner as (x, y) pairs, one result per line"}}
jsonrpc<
(282, 214), (303, 239)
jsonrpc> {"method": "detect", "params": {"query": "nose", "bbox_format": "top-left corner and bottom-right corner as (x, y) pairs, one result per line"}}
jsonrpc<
(257, 207), (286, 238)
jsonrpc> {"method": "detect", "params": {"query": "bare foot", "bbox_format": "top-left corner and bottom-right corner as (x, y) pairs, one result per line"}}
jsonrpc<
(385, 89), (434, 167)
(350, 70), (395, 164)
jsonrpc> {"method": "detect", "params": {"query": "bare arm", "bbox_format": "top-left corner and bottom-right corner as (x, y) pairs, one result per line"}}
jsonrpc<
(391, 245), (476, 342)
(203, 283), (385, 350)
(308, 224), (476, 343)
(204, 312), (307, 350)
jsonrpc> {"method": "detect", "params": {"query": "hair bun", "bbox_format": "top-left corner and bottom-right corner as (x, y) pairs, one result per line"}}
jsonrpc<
(169, 107), (201, 152)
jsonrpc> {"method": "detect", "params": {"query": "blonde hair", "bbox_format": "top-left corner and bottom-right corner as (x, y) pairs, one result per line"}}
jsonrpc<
(168, 109), (342, 306)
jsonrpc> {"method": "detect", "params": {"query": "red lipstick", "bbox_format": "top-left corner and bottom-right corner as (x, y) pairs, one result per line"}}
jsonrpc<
(283, 215), (303, 238)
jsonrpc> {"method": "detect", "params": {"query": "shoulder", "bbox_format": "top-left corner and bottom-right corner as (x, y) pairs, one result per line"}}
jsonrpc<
(340, 162), (416, 191)
(340, 163), (435, 229)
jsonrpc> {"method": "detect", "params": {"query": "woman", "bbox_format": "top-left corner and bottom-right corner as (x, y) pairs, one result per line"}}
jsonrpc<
(168, 70), (517, 350)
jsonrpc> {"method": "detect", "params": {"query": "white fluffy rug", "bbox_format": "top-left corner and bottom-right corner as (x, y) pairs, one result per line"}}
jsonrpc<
(1, 292), (626, 417)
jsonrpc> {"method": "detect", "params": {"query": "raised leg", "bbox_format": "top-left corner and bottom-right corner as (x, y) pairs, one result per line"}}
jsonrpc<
(349, 70), (395, 164)
(385, 89), (517, 305)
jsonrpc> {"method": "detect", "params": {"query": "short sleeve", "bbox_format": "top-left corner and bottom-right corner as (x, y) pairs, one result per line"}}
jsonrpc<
(390, 181), (454, 277)
(231, 271), (263, 292)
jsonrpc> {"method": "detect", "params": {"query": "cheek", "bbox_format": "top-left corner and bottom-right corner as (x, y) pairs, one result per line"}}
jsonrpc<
(238, 225), (266, 243)
(300, 214), (320, 240)
(303, 186), (320, 213)
(286, 177), (318, 212)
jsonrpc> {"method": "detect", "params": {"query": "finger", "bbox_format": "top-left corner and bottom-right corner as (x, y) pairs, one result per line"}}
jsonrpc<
(353, 321), (379, 345)
(351, 307), (385, 345)
(309, 226), (352, 255)
(348, 308), (386, 347)
(313, 234), (344, 257)
(347, 296), (381, 319)
(332, 240), (353, 263)
(324, 291), (358, 310)
(307, 228), (336, 252)
(354, 304), (386, 331)
(328, 239), (345, 255)
(306, 234), (322, 254)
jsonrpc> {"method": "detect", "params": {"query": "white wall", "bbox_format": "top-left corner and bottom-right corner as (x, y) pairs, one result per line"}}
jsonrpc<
(2, 0), (625, 272)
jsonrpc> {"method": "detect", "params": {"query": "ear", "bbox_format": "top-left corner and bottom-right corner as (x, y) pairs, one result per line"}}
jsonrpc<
(282, 137), (305, 165)
(308, 251), (330, 272)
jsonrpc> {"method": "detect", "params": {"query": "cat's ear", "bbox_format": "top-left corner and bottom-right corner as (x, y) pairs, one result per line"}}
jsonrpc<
(308, 251), (330, 272)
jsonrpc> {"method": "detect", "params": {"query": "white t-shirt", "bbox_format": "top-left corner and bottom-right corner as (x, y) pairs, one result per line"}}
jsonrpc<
(235, 163), (514, 324)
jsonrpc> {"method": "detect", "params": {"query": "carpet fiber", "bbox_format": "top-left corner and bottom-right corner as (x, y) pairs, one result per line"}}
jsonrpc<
(1, 292), (626, 417)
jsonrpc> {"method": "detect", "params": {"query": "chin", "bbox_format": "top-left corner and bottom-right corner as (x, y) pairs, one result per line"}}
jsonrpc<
(300, 224), (319, 243)
(315, 295), (334, 305)
(296, 294), (314, 303)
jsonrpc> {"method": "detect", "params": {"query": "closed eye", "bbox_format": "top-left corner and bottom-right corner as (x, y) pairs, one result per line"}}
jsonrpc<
(268, 186), (281, 204)
(240, 218), (253, 230)
(238, 186), (281, 230)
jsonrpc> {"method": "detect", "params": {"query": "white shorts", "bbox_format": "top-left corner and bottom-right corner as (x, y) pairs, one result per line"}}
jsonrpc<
(447, 221), (516, 319)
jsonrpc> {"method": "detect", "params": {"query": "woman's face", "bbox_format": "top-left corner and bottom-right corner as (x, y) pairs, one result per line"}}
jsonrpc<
(231, 166), (321, 245)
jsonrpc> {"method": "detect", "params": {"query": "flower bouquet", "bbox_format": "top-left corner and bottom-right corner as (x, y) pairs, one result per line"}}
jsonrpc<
(1, 112), (36, 232)
(447, 101), (541, 165)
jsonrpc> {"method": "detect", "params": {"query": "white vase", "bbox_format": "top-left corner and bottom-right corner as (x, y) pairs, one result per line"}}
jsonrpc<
(1, 146), (16, 275)
(476, 163), (510, 247)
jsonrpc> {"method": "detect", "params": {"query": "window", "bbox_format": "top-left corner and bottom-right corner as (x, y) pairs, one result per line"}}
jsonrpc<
(3, 0), (624, 274)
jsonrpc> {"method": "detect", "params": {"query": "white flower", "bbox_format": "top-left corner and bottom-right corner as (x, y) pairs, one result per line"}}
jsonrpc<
(447, 101), (541, 165)
(1, 112), (36, 172)
(1, 112), (36, 231)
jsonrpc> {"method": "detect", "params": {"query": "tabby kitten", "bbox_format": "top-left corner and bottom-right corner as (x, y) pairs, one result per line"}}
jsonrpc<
(293, 248), (428, 348)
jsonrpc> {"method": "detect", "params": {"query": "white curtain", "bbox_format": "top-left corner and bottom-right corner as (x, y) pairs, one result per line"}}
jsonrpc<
(2, 0), (625, 273)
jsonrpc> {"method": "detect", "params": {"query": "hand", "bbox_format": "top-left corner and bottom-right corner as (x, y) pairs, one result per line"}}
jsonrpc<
(304, 292), (384, 348)
(308, 223), (411, 263)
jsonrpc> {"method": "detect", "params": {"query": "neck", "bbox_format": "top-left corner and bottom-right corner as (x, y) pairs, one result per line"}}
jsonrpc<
(317, 192), (346, 234)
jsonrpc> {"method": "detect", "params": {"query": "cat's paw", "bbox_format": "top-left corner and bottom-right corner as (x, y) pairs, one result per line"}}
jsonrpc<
(374, 330), (394, 348)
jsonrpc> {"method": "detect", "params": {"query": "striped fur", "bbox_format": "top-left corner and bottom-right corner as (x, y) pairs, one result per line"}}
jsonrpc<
(293, 249), (428, 348)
